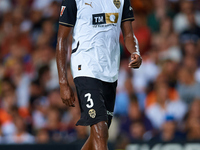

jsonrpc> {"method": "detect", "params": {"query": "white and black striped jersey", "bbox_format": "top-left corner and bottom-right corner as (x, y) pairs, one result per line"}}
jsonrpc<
(59, 0), (134, 82)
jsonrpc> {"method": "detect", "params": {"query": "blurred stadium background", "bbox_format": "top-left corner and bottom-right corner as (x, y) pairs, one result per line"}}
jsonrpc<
(0, 0), (200, 149)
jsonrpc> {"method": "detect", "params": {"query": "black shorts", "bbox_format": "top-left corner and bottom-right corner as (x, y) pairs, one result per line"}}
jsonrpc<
(74, 77), (117, 128)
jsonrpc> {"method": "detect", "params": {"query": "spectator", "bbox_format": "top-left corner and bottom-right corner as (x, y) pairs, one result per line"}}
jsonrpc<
(185, 100), (200, 141)
(186, 117), (200, 140)
(173, 0), (200, 33)
(129, 120), (146, 141)
(4, 116), (35, 144)
(187, 99), (200, 120)
(145, 81), (187, 129)
(147, 0), (175, 32)
(45, 106), (63, 142)
(132, 12), (151, 56)
(0, 0), (12, 13)
(181, 55), (200, 83)
(152, 17), (182, 63)
(32, 91), (48, 130)
(35, 129), (50, 144)
(0, 78), (17, 136)
(181, 40), (199, 58)
(159, 59), (179, 87)
(177, 66), (200, 104)
(32, 0), (53, 11)
(131, 49), (159, 100)
(0, 126), (2, 143)
(180, 12), (200, 45)
(10, 59), (31, 108)
(45, 106), (76, 143)
(145, 72), (180, 108)
(120, 94), (153, 139)
(152, 116), (186, 142)
(115, 77), (133, 116)
(37, 65), (51, 92)
(1, 23), (32, 58)
(74, 126), (88, 142)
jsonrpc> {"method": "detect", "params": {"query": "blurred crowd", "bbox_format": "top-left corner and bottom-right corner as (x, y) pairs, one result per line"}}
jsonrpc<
(0, 0), (200, 148)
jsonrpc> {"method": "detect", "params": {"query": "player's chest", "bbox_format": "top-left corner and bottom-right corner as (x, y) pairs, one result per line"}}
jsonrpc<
(76, 0), (123, 16)
(76, 0), (123, 25)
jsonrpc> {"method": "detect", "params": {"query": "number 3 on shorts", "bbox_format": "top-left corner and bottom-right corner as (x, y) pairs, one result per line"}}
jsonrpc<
(85, 93), (94, 108)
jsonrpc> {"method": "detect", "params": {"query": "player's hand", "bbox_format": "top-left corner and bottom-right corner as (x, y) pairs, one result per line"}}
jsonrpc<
(59, 83), (75, 107)
(128, 53), (142, 69)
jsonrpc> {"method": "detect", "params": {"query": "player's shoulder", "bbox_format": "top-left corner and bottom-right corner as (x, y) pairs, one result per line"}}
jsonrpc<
(61, 0), (77, 7)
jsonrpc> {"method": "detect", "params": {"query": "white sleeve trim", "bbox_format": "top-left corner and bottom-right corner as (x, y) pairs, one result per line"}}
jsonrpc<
(133, 35), (141, 57)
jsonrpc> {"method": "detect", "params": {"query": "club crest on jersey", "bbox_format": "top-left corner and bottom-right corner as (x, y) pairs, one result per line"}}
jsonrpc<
(88, 109), (96, 118)
(113, 0), (121, 9)
(60, 6), (66, 16)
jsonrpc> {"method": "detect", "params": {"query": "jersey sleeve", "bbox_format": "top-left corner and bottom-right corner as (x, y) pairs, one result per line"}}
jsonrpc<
(121, 0), (134, 23)
(59, 0), (77, 27)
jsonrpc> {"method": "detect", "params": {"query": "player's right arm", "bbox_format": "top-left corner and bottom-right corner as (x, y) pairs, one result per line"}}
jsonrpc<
(121, 0), (142, 69)
(56, 25), (75, 107)
(56, 0), (77, 107)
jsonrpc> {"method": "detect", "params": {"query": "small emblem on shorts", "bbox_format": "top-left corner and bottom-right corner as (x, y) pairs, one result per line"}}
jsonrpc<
(78, 65), (81, 70)
(88, 109), (96, 118)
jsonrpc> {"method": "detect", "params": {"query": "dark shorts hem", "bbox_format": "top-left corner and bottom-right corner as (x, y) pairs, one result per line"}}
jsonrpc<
(76, 116), (108, 127)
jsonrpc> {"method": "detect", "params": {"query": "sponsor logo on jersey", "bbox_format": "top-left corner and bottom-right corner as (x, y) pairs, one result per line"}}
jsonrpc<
(105, 13), (118, 24)
(92, 13), (119, 25)
(93, 13), (106, 24)
(60, 6), (66, 16)
(85, 2), (93, 8)
(88, 109), (96, 118)
(113, 0), (121, 9)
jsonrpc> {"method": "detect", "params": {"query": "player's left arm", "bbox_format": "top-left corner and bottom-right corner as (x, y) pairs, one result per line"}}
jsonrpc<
(121, 21), (142, 69)
(121, 0), (142, 69)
